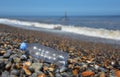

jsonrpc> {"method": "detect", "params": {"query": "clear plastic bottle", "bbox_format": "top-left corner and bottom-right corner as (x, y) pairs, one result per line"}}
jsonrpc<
(26, 43), (68, 67)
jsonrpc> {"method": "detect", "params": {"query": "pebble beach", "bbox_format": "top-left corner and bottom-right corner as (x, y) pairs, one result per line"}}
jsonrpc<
(0, 24), (120, 77)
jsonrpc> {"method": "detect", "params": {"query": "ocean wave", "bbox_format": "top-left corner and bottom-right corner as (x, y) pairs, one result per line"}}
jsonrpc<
(0, 18), (120, 40)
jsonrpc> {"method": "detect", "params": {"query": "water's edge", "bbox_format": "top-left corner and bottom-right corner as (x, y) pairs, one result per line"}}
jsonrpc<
(0, 18), (120, 48)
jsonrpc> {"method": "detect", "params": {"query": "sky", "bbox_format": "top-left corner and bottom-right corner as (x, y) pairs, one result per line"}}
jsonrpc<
(0, 0), (120, 16)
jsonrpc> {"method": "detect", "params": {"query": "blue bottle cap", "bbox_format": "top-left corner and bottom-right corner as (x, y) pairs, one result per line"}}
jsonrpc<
(20, 42), (28, 50)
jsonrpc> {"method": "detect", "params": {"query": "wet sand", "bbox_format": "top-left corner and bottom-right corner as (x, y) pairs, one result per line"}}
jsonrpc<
(0, 24), (120, 77)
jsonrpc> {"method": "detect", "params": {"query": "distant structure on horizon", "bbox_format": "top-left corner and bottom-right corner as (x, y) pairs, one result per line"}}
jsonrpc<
(53, 12), (69, 30)
(60, 11), (69, 21)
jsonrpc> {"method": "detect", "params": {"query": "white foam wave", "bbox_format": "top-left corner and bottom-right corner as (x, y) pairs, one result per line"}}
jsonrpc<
(0, 18), (61, 29)
(62, 26), (120, 40)
(0, 18), (120, 40)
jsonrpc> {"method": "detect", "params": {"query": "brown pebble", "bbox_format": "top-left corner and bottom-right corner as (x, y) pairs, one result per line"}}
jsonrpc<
(5, 62), (12, 70)
(48, 71), (54, 77)
(15, 63), (21, 69)
(68, 59), (77, 63)
(0, 50), (6, 55)
(81, 56), (87, 61)
(39, 60), (44, 63)
(115, 70), (120, 77)
(24, 61), (31, 66)
(14, 57), (21, 63)
(82, 71), (94, 77)
(43, 66), (48, 71)
(37, 73), (46, 77)
(100, 72), (106, 77)
(48, 67), (54, 72)
(6, 41), (10, 44)
(68, 64), (74, 69)
(49, 64), (55, 68)
(72, 69), (79, 76)
(4, 44), (7, 47)
(22, 65), (31, 75)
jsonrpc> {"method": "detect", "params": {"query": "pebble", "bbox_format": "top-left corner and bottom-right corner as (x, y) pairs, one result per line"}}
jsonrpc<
(43, 66), (49, 71)
(22, 65), (32, 76)
(32, 73), (37, 77)
(9, 75), (17, 77)
(59, 67), (67, 72)
(82, 63), (88, 68)
(68, 59), (77, 63)
(31, 63), (43, 72)
(28, 67), (35, 73)
(62, 72), (73, 77)
(94, 64), (100, 70)
(99, 72), (106, 77)
(109, 70), (117, 77)
(0, 50), (6, 55)
(3, 52), (11, 58)
(37, 73), (46, 77)
(54, 68), (60, 73)
(1, 71), (9, 77)
(24, 61), (31, 66)
(55, 73), (62, 77)
(48, 67), (54, 72)
(113, 64), (120, 70)
(82, 71), (95, 77)
(48, 71), (54, 77)
(0, 30), (120, 77)
(72, 68), (79, 76)
(11, 69), (19, 76)
(13, 57), (21, 63)
(5, 62), (12, 70)
(0, 61), (5, 70)
(15, 63), (22, 69)
(98, 67), (108, 72)
(20, 55), (27, 61)
(115, 70), (120, 77)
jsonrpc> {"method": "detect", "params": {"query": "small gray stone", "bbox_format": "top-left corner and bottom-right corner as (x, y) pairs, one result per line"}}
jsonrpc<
(43, 63), (50, 67)
(99, 67), (108, 72)
(55, 68), (60, 73)
(62, 72), (72, 77)
(55, 73), (62, 77)
(0, 61), (5, 70)
(11, 69), (19, 76)
(59, 66), (67, 72)
(1, 71), (9, 77)
(31, 63), (43, 72)
(31, 73), (37, 77)
(109, 70), (117, 77)
(3, 53), (11, 58)
(20, 55), (27, 60)
(9, 75), (17, 77)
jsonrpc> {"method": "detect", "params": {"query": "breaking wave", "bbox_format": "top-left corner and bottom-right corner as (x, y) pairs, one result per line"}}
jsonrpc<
(0, 18), (120, 40)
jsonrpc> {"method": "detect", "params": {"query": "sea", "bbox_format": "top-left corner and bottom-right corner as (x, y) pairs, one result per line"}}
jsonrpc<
(0, 16), (120, 45)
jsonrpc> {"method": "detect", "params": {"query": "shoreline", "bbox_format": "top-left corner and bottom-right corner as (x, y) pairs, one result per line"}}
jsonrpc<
(1, 18), (120, 43)
(0, 24), (120, 76)
(0, 24), (119, 50)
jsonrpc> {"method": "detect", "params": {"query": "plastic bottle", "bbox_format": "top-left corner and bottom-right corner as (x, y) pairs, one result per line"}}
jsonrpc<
(20, 43), (68, 67)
